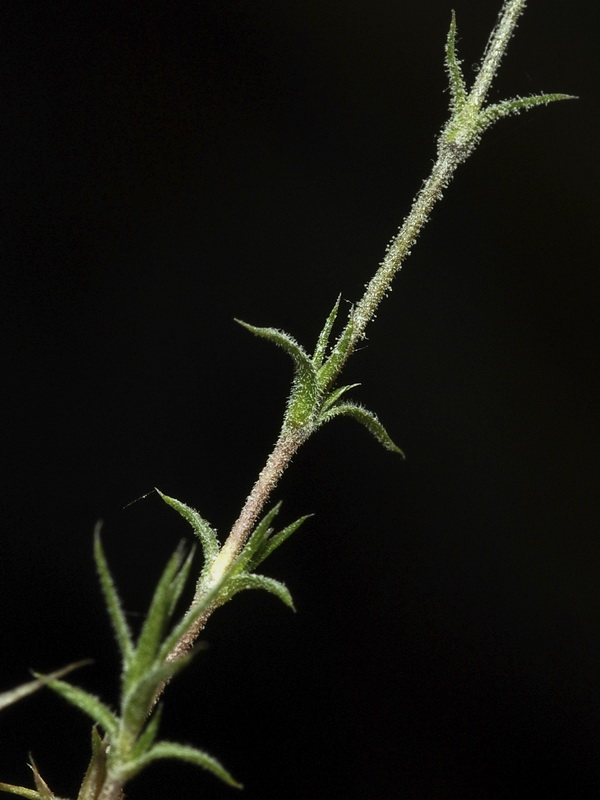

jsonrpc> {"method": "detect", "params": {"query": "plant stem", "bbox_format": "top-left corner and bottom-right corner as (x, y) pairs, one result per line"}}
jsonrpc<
(201, 0), (536, 595)
(206, 427), (309, 582)
(165, 426), (309, 664)
(97, 776), (124, 800)
(348, 147), (456, 350)
(209, 141), (461, 584)
(349, 0), (528, 352)
(471, 0), (527, 109)
(170, 0), (531, 654)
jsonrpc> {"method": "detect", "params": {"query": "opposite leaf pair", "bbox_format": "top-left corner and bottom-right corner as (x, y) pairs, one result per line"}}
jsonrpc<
(441, 10), (573, 161)
(237, 295), (403, 454)
(159, 493), (310, 612)
(0, 491), (316, 800)
(0, 526), (241, 800)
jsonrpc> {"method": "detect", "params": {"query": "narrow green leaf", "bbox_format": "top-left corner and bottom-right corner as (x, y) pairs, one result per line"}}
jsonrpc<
(312, 295), (341, 369)
(248, 514), (312, 571)
(121, 654), (192, 743)
(320, 383), (360, 415)
(130, 706), (163, 761)
(235, 319), (319, 428)
(235, 503), (282, 572)
(227, 572), (295, 611)
(317, 313), (354, 390)
(319, 402), (404, 455)
(94, 526), (134, 667)
(28, 761), (54, 800)
(478, 92), (576, 132)
(0, 783), (45, 800)
(0, 660), (91, 712)
(235, 319), (310, 364)
(158, 491), (220, 566)
(123, 740), (242, 788)
(76, 728), (109, 800)
(445, 10), (467, 110)
(165, 545), (196, 620)
(126, 545), (187, 689)
(157, 578), (225, 663)
(36, 678), (119, 739)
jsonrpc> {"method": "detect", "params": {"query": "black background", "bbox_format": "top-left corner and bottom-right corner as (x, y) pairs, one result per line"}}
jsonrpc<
(1, 1), (598, 798)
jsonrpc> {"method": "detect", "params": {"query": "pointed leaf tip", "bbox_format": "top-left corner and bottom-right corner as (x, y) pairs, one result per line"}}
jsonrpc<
(76, 728), (109, 800)
(227, 572), (296, 611)
(235, 503), (283, 572)
(479, 92), (577, 131)
(123, 740), (242, 788)
(248, 513), (312, 570)
(0, 661), (92, 713)
(234, 320), (307, 361)
(317, 311), (355, 390)
(158, 490), (220, 565)
(236, 319), (319, 429)
(126, 543), (192, 689)
(321, 383), (360, 415)
(29, 759), (55, 800)
(445, 9), (467, 110)
(33, 676), (120, 739)
(319, 402), (404, 455)
(94, 532), (134, 667)
(312, 295), (342, 369)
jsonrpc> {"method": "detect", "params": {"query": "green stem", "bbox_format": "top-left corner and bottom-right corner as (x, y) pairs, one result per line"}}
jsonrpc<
(203, 0), (540, 601)
(346, 0), (528, 358)
(165, 426), (309, 664)
(348, 146), (456, 350)
(471, 0), (527, 109)
(96, 776), (124, 800)
(184, 0), (531, 628)
(206, 428), (309, 581)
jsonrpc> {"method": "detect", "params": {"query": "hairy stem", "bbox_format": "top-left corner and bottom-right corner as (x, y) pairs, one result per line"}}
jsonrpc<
(348, 147), (456, 351)
(97, 776), (125, 800)
(152, 4), (574, 747)
(208, 428), (309, 580)
(169, 0), (531, 660)
(472, 0), (527, 108)
(165, 426), (309, 664)
(206, 135), (462, 584)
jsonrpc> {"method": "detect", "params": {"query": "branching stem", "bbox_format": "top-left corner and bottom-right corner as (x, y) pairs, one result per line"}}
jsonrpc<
(165, 426), (309, 664)
(79, 7), (571, 798)
(205, 0), (534, 590)
(0, 4), (571, 800)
